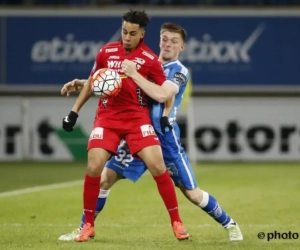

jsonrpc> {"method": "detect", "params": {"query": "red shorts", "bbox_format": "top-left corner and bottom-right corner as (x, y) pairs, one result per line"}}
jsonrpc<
(87, 113), (160, 156)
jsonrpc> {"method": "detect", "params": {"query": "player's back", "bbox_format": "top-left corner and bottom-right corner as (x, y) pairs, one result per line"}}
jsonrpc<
(91, 41), (166, 118)
(150, 60), (189, 132)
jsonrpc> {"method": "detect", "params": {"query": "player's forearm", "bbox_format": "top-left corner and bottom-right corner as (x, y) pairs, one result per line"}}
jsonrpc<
(163, 97), (175, 117)
(131, 72), (170, 103)
(72, 78), (92, 113)
(78, 79), (88, 89)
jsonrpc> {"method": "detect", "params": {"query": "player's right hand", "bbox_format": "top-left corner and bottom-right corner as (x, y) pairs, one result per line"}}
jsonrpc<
(61, 79), (85, 96)
(62, 111), (79, 132)
(160, 116), (173, 134)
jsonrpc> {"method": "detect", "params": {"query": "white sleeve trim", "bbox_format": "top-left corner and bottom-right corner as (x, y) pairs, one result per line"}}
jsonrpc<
(165, 79), (179, 93)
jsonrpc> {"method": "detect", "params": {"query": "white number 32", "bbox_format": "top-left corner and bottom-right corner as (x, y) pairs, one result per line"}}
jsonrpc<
(114, 149), (134, 167)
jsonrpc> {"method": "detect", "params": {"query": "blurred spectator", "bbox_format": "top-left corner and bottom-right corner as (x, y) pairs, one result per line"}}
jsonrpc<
(1, 0), (299, 5)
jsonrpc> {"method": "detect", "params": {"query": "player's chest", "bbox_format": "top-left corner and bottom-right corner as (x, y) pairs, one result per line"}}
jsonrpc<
(104, 52), (151, 77)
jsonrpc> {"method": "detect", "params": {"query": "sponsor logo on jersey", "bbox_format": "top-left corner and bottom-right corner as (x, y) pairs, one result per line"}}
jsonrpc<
(107, 60), (136, 74)
(173, 72), (187, 86)
(89, 127), (104, 140)
(108, 55), (120, 59)
(142, 51), (154, 60)
(106, 48), (118, 53)
(107, 60), (121, 68)
(132, 57), (145, 71)
(136, 88), (146, 107)
(132, 57), (145, 65)
(107, 60), (125, 74)
(140, 125), (156, 137)
(102, 99), (108, 108)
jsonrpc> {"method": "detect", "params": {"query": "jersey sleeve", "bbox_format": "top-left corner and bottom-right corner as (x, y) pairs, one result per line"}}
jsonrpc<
(90, 49), (105, 77)
(168, 66), (189, 87)
(148, 60), (166, 86)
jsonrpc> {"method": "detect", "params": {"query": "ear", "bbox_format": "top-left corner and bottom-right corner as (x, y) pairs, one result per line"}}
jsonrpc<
(180, 43), (185, 52)
(141, 30), (145, 39)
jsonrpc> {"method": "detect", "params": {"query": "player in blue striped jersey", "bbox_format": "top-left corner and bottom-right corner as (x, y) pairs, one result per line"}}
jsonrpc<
(59, 22), (243, 242)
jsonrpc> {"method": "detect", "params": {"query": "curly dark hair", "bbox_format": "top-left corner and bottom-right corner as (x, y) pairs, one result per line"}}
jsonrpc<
(122, 9), (150, 28)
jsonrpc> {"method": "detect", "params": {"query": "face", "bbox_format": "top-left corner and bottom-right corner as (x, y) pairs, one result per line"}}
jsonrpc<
(121, 21), (145, 50)
(160, 30), (184, 62)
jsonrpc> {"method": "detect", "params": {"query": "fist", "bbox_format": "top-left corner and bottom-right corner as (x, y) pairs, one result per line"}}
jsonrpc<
(62, 111), (79, 132)
(121, 59), (137, 77)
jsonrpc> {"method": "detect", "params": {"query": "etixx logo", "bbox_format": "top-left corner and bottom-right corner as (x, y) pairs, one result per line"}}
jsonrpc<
(179, 23), (266, 64)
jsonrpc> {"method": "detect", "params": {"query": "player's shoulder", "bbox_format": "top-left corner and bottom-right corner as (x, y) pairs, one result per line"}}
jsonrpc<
(139, 44), (159, 61)
(100, 41), (122, 53)
(165, 60), (188, 76)
(164, 60), (189, 86)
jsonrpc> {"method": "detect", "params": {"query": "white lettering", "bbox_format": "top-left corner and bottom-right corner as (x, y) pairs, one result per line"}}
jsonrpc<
(140, 125), (156, 137)
(31, 34), (104, 63)
(142, 51), (154, 60)
(107, 60), (121, 69)
(106, 48), (118, 53)
(179, 23), (265, 64)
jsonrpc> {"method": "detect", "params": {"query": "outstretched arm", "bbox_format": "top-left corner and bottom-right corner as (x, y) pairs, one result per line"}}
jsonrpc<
(71, 76), (93, 113)
(61, 79), (87, 96)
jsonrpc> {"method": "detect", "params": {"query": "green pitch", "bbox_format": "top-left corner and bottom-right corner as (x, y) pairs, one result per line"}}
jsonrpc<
(0, 162), (299, 250)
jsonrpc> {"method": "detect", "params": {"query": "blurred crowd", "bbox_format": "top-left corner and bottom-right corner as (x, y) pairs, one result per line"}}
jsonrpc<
(1, 0), (300, 6)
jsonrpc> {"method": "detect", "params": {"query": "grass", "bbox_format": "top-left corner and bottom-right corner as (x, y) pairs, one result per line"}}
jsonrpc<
(0, 162), (299, 249)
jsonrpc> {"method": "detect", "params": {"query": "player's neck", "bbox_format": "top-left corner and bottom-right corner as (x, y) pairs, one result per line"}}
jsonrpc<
(125, 46), (138, 55)
(159, 56), (178, 65)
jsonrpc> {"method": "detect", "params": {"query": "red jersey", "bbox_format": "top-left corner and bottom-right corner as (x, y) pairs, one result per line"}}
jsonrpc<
(90, 40), (166, 117)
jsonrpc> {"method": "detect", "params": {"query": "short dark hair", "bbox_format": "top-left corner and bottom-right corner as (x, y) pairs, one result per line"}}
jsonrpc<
(122, 9), (150, 29)
(160, 22), (187, 42)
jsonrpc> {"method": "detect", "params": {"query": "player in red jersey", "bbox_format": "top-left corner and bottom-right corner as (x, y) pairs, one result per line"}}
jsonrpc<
(62, 10), (189, 242)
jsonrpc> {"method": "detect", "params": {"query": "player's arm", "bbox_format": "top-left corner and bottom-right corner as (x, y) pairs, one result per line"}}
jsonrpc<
(162, 97), (175, 117)
(61, 79), (87, 96)
(71, 49), (104, 113)
(161, 70), (188, 133)
(71, 76), (93, 113)
(62, 50), (103, 132)
(122, 59), (178, 103)
(61, 77), (92, 132)
(159, 97), (175, 134)
(162, 70), (187, 116)
(131, 74), (178, 103)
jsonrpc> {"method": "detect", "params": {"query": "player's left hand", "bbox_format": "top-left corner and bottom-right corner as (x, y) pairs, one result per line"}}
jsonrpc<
(121, 59), (137, 77)
(160, 116), (173, 134)
(61, 79), (84, 96)
(62, 111), (78, 132)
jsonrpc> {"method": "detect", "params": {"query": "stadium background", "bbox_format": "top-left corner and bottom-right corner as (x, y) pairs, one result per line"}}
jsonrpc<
(0, 2), (299, 250)
(1, 3), (300, 162)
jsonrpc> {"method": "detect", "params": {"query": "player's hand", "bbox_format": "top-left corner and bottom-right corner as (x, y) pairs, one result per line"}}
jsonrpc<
(160, 116), (173, 134)
(61, 79), (84, 96)
(121, 59), (137, 77)
(62, 111), (79, 132)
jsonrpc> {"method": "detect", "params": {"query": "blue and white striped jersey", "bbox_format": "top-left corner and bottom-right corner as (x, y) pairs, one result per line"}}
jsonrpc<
(150, 60), (189, 133)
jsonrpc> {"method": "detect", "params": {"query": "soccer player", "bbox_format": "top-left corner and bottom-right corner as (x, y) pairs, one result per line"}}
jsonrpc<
(62, 10), (189, 242)
(59, 22), (243, 242)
